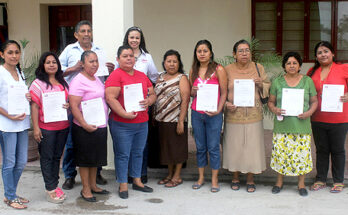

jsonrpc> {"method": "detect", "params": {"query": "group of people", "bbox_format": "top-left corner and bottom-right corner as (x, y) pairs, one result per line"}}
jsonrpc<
(0, 20), (347, 209)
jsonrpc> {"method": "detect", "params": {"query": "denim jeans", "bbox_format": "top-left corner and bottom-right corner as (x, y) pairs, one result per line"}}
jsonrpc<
(312, 122), (348, 183)
(191, 110), (222, 170)
(39, 128), (68, 191)
(0, 130), (28, 200)
(62, 114), (77, 179)
(109, 120), (148, 183)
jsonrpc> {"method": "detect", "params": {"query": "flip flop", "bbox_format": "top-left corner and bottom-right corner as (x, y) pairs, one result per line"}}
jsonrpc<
(211, 186), (220, 193)
(330, 183), (344, 193)
(6, 198), (27, 210)
(4, 196), (29, 204)
(310, 182), (326, 191)
(192, 182), (205, 190)
(165, 179), (183, 188)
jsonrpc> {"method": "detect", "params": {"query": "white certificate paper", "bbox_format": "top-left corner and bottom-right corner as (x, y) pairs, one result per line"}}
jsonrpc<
(196, 84), (219, 112)
(81, 97), (106, 127)
(123, 83), (145, 112)
(281, 88), (304, 116)
(321, 84), (344, 112)
(95, 60), (109, 77)
(42, 91), (67, 123)
(233, 79), (255, 107)
(8, 84), (30, 115)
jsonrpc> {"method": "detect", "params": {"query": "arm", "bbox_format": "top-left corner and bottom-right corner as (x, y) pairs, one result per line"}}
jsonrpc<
(298, 95), (318, 119)
(189, 69), (198, 97)
(69, 95), (97, 132)
(224, 65), (237, 112)
(206, 66), (227, 116)
(176, 75), (190, 135)
(147, 55), (159, 84)
(267, 94), (285, 116)
(105, 86), (137, 119)
(0, 107), (26, 121)
(139, 86), (157, 109)
(30, 102), (42, 142)
(62, 61), (83, 77)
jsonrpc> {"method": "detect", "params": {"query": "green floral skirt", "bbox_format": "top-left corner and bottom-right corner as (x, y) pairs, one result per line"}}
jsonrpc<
(270, 133), (312, 176)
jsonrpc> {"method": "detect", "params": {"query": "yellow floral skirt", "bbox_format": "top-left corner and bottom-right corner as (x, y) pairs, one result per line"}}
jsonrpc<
(270, 133), (312, 176)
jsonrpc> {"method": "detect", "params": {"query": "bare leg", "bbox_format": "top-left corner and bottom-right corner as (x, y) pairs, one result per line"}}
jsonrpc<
(119, 183), (128, 192)
(89, 167), (103, 192)
(133, 177), (145, 188)
(211, 169), (219, 188)
(196, 167), (205, 185)
(232, 171), (240, 183)
(275, 174), (283, 187)
(79, 167), (92, 198)
(172, 163), (183, 181)
(298, 175), (306, 189)
(167, 164), (175, 179)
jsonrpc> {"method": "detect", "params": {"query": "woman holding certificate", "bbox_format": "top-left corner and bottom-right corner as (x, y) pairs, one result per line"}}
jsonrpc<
(0, 40), (31, 209)
(69, 50), (109, 202)
(307, 41), (348, 193)
(189, 40), (227, 192)
(154, 50), (190, 187)
(29, 52), (69, 203)
(223, 40), (270, 193)
(268, 52), (318, 196)
(105, 45), (156, 199)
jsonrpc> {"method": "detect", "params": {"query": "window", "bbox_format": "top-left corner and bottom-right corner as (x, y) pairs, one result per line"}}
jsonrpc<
(252, 0), (348, 62)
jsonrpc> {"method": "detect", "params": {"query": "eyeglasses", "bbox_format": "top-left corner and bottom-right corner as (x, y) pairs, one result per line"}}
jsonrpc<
(128, 26), (142, 32)
(237, 49), (251, 54)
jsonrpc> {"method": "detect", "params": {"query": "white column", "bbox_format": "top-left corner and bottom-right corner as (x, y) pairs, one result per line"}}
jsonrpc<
(92, 0), (134, 169)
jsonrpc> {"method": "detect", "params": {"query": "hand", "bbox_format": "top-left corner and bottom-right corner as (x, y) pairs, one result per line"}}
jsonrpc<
(33, 127), (43, 142)
(191, 86), (198, 97)
(72, 61), (83, 72)
(123, 111), (138, 119)
(273, 107), (285, 116)
(83, 124), (98, 133)
(340, 93), (348, 103)
(25, 93), (31, 102)
(254, 77), (263, 89)
(62, 103), (69, 109)
(226, 101), (237, 112)
(205, 111), (219, 117)
(176, 121), (184, 135)
(298, 111), (311, 120)
(106, 62), (115, 74)
(9, 113), (26, 121)
(139, 98), (150, 109)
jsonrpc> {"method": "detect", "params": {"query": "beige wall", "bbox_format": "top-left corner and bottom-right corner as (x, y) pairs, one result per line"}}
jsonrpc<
(134, 0), (251, 73)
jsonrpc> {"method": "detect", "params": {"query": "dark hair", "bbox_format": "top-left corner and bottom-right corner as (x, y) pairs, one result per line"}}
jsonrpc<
(0, 40), (25, 81)
(75, 20), (92, 33)
(81, 50), (97, 63)
(282, 52), (303, 72)
(35, 52), (68, 90)
(122, 26), (148, 53)
(308, 41), (337, 77)
(191, 40), (218, 84)
(233, 39), (250, 54)
(117, 45), (133, 58)
(162, 49), (184, 74)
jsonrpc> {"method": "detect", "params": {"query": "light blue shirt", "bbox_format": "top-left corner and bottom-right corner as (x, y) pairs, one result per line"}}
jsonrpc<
(59, 41), (108, 84)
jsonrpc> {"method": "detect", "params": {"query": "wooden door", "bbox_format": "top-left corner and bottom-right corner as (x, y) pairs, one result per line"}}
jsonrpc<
(49, 5), (92, 54)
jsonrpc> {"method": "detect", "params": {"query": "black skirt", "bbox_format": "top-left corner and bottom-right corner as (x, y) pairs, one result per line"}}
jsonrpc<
(72, 123), (107, 167)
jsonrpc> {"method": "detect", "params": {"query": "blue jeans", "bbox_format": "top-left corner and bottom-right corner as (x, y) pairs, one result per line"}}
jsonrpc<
(109, 120), (148, 183)
(191, 110), (222, 170)
(0, 130), (28, 200)
(62, 114), (77, 179)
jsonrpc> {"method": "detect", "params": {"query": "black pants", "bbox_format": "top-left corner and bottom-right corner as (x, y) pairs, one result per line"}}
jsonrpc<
(312, 122), (348, 183)
(39, 128), (69, 191)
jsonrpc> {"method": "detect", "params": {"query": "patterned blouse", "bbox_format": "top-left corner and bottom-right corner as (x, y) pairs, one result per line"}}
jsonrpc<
(154, 73), (185, 122)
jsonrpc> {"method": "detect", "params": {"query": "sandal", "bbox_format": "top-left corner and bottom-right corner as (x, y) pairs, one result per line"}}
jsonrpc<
(4, 196), (29, 204)
(165, 179), (183, 188)
(157, 177), (171, 185)
(330, 183), (344, 193)
(231, 181), (240, 191)
(55, 187), (66, 200)
(7, 198), (27, 209)
(46, 190), (64, 204)
(310, 182), (326, 191)
(246, 183), (256, 193)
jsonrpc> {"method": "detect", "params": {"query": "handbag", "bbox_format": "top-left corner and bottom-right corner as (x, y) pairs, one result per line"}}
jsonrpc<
(255, 62), (269, 104)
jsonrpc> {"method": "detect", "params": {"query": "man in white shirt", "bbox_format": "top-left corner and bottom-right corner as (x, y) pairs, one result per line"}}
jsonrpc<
(59, 20), (114, 190)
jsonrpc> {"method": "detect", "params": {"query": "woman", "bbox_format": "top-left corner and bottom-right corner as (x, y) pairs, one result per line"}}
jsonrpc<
(0, 40), (31, 209)
(268, 52), (318, 196)
(307, 41), (348, 193)
(223, 39), (270, 192)
(120, 26), (159, 183)
(154, 50), (190, 187)
(105, 45), (156, 199)
(189, 40), (227, 192)
(69, 50), (109, 202)
(29, 52), (69, 203)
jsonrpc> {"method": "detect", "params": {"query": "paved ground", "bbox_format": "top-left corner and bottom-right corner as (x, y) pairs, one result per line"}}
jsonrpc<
(0, 169), (347, 215)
